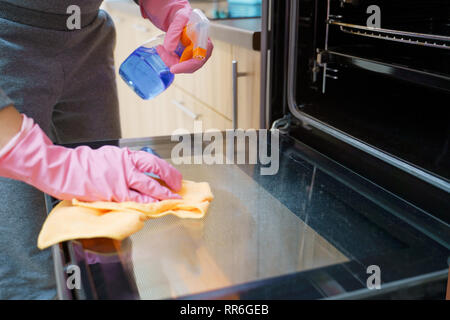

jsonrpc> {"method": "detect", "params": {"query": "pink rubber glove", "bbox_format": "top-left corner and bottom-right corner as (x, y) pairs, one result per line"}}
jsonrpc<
(139, 0), (214, 74)
(0, 115), (182, 203)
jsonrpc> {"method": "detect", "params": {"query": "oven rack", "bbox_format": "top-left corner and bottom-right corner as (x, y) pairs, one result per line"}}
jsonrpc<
(317, 49), (450, 92)
(328, 20), (450, 50)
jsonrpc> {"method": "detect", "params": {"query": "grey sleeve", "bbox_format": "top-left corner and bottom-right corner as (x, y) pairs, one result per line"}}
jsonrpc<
(0, 88), (14, 111)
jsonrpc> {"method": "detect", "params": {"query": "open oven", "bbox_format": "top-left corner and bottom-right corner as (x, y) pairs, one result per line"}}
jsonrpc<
(46, 0), (449, 300)
(264, 0), (449, 221)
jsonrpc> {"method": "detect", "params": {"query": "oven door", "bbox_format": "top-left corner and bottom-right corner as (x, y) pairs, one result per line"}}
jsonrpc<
(47, 135), (449, 300)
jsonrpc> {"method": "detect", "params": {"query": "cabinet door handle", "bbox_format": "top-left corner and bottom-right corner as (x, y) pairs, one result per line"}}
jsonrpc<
(172, 100), (199, 120)
(232, 60), (248, 130)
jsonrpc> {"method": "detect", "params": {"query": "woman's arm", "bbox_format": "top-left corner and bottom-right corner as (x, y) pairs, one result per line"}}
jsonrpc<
(0, 110), (182, 203)
(0, 105), (23, 150)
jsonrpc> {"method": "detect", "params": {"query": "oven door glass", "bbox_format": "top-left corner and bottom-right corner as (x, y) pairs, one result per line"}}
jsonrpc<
(51, 136), (449, 299)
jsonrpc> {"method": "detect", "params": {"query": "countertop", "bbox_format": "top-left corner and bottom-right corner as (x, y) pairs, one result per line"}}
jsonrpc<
(103, 0), (261, 51)
(209, 18), (261, 50)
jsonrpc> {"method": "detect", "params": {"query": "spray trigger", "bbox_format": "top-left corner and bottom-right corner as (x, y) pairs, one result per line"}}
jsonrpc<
(175, 9), (210, 63)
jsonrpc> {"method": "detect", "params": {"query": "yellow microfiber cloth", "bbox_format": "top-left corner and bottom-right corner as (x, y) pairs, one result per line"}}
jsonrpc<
(37, 180), (213, 249)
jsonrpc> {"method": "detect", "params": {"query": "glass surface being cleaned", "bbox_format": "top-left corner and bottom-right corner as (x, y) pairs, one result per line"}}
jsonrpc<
(125, 156), (348, 299)
(47, 136), (449, 299)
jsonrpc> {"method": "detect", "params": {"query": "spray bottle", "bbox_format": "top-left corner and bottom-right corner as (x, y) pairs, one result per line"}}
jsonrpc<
(119, 9), (210, 100)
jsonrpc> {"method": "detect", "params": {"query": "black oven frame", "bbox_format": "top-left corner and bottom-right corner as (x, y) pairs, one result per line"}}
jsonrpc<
(260, 0), (450, 222)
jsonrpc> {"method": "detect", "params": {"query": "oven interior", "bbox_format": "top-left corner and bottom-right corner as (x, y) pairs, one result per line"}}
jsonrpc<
(286, 0), (450, 180)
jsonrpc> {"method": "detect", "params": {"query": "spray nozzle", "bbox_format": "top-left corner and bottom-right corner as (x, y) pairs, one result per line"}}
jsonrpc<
(175, 9), (210, 62)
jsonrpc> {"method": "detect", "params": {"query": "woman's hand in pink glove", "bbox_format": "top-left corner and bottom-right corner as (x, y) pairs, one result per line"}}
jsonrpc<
(0, 115), (182, 203)
(156, 39), (214, 74)
(140, 0), (214, 74)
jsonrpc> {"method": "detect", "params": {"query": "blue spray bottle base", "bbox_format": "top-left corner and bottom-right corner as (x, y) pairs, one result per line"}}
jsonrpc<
(119, 46), (174, 100)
